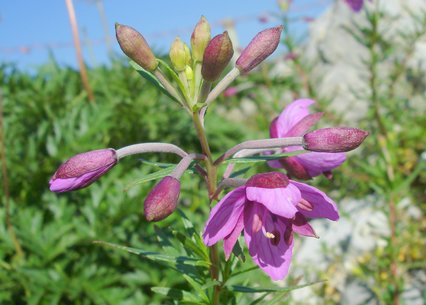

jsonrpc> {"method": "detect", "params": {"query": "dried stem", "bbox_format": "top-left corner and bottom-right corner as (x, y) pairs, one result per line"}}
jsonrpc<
(65, 0), (95, 102)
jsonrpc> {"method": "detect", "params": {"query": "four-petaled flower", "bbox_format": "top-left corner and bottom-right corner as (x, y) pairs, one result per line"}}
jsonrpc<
(269, 99), (346, 179)
(203, 172), (339, 281)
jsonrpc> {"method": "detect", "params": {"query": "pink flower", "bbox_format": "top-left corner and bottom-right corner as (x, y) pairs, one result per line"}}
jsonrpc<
(50, 149), (117, 192)
(269, 99), (346, 179)
(203, 172), (339, 281)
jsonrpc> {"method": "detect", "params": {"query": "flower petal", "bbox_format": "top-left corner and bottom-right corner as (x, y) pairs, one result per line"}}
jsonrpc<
(295, 152), (346, 178)
(203, 186), (246, 246)
(245, 184), (300, 218)
(49, 165), (114, 192)
(223, 213), (244, 260)
(244, 204), (294, 281)
(275, 99), (316, 138)
(292, 213), (318, 238)
(290, 181), (339, 220)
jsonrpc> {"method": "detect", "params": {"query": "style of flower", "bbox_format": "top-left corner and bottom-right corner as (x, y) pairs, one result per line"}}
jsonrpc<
(269, 99), (346, 179)
(203, 172), (339, 281)
(49, 149), (117, 192)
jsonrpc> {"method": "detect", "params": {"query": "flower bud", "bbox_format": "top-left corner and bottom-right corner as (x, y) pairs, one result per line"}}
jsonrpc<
(50, 149), (117, 192)
(201, 32), (234, 82)
(115, 23), (158, 71)
(185, 65), (193, 81)
(144, 176), (180, 222)
(170, 37), (191, 72)
(191, 16), (211, 62)
(236, 26), (283, 74)
(303, 128), (369, 152)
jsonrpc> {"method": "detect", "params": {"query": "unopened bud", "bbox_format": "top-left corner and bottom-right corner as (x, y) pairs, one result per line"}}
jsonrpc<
(303, 128), (369, 152)
(115, 23), (158, 71)
(185, 65), (193, 81)
(236, 26), (283, 74)
(144, 176), (180, 222)
(170, 37), (191, 72)
(191, 16), (211, 62)
(201, 32), (234, 82)
(50, 149), (117, 192)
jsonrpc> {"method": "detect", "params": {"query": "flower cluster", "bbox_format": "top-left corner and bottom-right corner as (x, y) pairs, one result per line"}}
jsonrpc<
(49, 16), (368, 282)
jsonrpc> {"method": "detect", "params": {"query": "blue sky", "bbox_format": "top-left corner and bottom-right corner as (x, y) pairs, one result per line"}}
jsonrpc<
(0, 0), (330, 70)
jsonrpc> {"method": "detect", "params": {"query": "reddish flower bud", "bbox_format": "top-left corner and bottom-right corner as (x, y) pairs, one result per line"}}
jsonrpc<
(236, 26), (283, 74)
(201, 31), (234, 82)
(50, 149), (117, 192)
(115, 23), (158, 71)
(191, 16), (211, 62)
(303, 128), (369, 152)
(144, 176), (180, 222)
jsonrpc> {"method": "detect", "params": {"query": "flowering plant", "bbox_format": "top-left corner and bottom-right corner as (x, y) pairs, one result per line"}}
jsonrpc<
(50, 16), (368, 303)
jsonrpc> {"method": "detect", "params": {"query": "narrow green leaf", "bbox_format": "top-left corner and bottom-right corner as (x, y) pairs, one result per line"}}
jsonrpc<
(157, 59), (189, 101)
(151, 287), (202, 304)
(123, 166), (175, 191)
(231, 239), (245, 262)
(129, 61), (180, 104)
(93, 240), (210, 267)
(228, 280), (325, 293)
(225, 150), (307, 164)
(182, 274), (210, 303)
(172, 230), (209, 262)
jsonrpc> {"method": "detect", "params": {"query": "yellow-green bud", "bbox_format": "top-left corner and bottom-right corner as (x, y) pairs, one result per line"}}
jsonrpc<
(170, 37), (190, 72)
(191, 16), (211, 62)
(185, 65), (193, 81)
(115, 23), (158, 71)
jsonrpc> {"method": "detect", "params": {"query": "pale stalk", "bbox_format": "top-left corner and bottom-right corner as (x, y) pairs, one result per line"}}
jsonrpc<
(214, 137), (303, 165)
(205, 67), (240, 106)
(153, 69), (187, 108)
(170, 153), (206, 179)
(116, 143), (188, 159)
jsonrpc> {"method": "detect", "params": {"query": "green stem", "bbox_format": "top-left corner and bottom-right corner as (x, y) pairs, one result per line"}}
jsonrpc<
(192, 110), (221, 304)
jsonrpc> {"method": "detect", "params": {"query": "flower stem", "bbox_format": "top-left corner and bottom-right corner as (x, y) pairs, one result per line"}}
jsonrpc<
(116, 142), (188, 159)
(191, 110), (221, 304)
(170, 153), (206, 179)
(153, 69), (186, 108)
(197, 80), (212, 104)
(214, 137), (303, 165)
(205, 67), (240, 106)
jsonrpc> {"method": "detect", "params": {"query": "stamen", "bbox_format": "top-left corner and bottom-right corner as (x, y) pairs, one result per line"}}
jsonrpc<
(297, 198), (314, 211)
(264, 232), (275, 239)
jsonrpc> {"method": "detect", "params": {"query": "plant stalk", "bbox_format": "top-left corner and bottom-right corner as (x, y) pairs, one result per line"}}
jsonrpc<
(65, 0), (95, 102)
(192, 110), (221, 305)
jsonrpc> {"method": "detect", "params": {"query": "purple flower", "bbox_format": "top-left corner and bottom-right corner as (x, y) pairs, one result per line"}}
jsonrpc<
(203, 172), (339, 281)
(50, 149), (117, 192)
(344, 0), (371, 13)
(268, 99), (346, 179)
